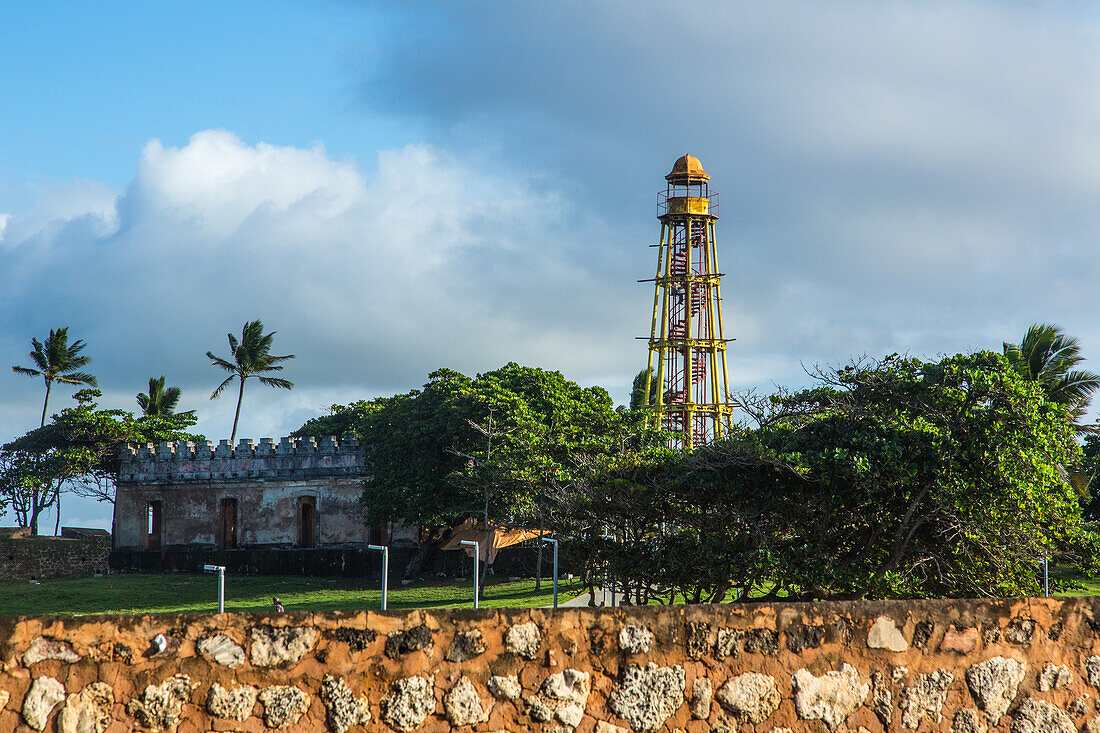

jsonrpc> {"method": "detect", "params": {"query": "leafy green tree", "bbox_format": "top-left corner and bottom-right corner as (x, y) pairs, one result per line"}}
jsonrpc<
(565, 352), (1094, 601)
(11, 327), (97, 427)
(295, 363), (664, 577)
(1078, 434), (1100, 522)
(1, 389), (201, 534)
(207, 320), (295, 443)
(1004, 323), (1100, 428)
(137, 375), (183, 417)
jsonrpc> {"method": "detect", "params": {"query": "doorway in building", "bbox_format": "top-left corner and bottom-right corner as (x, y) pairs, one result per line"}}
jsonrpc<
(298, 496), (316, 548)
(219, 498), (238, 549)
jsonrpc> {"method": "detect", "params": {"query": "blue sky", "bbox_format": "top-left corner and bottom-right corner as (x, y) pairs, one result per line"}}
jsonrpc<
(0, 2), (405, 186)
(5, 1), (1100, 530)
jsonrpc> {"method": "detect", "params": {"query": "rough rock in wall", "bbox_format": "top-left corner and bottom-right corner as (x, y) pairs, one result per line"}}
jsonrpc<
(206, 682), (257, 721)
(791, 663), (869, 730)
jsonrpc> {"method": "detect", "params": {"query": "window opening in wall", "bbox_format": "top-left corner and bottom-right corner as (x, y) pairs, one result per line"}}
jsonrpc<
(298, 496), (316, 548)
(146, 501), (162, 550)
(219, 498), (238, 549)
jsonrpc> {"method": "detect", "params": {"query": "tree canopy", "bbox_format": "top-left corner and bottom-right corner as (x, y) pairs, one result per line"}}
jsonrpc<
(207, 320), (295, 443)
(1, 389), (201, 534)
(295, 363), (665, 574)
(11, 326), (97, 427)
(1004, 323), (1100, 430)
(137, 375), (184, 417)
(559, 352), (1095, 601)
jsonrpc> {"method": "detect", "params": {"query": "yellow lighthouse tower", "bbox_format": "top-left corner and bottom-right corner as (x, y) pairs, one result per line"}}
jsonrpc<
(642, 154), (734, 449)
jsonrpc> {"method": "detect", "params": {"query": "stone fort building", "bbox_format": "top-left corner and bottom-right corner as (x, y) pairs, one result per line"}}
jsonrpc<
(111, 435), (417, 574)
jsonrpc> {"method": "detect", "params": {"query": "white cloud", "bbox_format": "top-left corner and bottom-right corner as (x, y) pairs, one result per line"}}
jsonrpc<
(0, 130), (648, 452)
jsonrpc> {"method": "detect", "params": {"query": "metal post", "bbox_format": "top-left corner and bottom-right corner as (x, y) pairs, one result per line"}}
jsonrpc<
(541, 538), (559, 608)
(599, 533), (614, 607)
(1043, 557), (1050, 597)
(460, 540), (479, 609)
(203, 564), (226, 613)
(368, 545), (389, 610)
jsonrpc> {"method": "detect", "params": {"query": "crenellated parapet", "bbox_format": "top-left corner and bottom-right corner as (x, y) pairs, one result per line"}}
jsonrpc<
(118, 435), (365, 484)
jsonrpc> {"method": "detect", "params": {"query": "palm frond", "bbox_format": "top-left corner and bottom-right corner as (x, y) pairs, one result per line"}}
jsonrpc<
(206, 352), (238, 372)
(58, 354), (92, 373)
(55, 372), (97, 387)
(210, 374), (237, 400)
(1050, 369), (1100, 407)
(163, 386), (182, 410)
(138, 375), (183, 416)
(1006, 322), (1100, 427)
(258, 377), (294, 390)
(11, 365), (42, 377)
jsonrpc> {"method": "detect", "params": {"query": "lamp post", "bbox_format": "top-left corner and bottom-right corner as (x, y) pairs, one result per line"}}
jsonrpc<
(368, 545), (389, 610)
(540, 537), (559, 608)
(203, 564), (226, 613)
(460, 540), (480, 608)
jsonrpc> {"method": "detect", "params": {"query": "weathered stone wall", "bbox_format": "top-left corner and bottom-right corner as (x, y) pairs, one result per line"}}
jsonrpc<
(0, 529), (110, 581)
(114, 436), (417, 552)
(4, 597), (1100, 731)
(113, 475), (370, 549)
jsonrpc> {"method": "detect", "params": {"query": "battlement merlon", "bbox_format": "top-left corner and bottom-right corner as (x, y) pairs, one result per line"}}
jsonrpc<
(117, 435), (366, 484)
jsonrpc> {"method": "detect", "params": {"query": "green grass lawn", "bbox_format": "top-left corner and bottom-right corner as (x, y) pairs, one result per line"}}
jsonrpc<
(1050, 564), (1100, 597)
(0, 573), (585, 617)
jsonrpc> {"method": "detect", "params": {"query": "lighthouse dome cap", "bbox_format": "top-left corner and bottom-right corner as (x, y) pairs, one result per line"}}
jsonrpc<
(666, 154), (710, 182)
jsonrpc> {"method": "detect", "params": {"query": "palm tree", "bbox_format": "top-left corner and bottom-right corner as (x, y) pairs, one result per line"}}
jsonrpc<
(629, 367), (658, 411)
(11, 327), (98, 427)
(207, 320), (295, 443)
(137, 376), (182, 417)
(1003, 323), (1100, 427)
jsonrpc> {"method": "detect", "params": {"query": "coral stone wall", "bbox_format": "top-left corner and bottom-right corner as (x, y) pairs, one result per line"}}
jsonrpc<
(3, 597), (1100, 731)
(0, 530), (110, 581)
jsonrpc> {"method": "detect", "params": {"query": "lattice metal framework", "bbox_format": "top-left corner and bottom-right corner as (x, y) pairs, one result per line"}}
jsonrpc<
(641, 155), (734, 449)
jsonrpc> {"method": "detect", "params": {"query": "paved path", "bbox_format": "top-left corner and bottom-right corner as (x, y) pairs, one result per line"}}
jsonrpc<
(550, 587), (616, 608)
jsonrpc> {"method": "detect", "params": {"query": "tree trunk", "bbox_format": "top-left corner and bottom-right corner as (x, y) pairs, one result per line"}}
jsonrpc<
(480, 525), (493, 600)
(478, 493), (490, 599)
(535, 508), (543, 591)
(54, 496), (61, 536)
(403, 527), (452, 579)
(40, 379), (52, 427)
(230, 378), (245, 444)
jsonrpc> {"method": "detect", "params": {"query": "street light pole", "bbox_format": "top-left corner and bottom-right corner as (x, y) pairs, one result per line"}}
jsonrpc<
(368, 545), (389, 610)
(460, 540), (479, 608)
(203, 564), (226, 613)
(540, 537), (559, 608)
